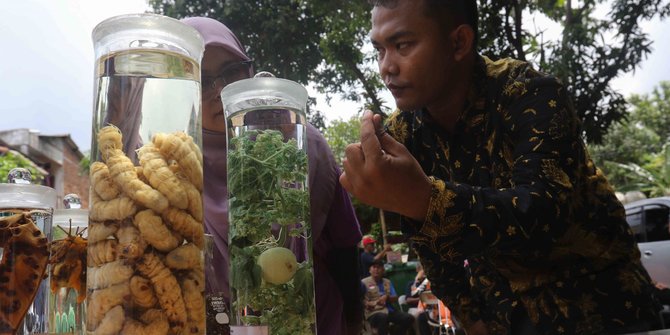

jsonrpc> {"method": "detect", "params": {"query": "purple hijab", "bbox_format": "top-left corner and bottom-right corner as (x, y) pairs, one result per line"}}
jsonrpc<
(184, 17), (362, 335)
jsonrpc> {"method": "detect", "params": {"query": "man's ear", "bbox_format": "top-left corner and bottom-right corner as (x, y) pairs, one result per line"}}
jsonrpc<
(452, 24), (475, 61)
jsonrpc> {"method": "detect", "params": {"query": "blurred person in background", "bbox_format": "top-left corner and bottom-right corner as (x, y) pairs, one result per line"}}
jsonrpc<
(360, 235), (393, 277)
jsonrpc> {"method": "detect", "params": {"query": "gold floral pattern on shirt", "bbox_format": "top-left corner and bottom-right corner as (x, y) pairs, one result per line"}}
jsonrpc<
(385, 55), (659, 334)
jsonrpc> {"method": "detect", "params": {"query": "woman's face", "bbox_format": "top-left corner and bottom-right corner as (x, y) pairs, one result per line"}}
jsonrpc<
(200, 46), (250, 132)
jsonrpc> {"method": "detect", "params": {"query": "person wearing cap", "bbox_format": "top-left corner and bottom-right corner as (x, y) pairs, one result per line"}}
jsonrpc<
(362, 260), (414, 335)
(360, 235), (392, 277)
(182, 17), (363, 335)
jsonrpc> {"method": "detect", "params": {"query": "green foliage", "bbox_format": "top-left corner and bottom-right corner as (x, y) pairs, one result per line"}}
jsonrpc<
(603, 143), (670, 197)
(79, 151), (91, 176)
(323, 116), (360, 166)
(368, 220), (383, 244)
(590, 81), (670, 195)
(227, 129), (314, 332)
(148, 0), (387, 115)
(0, 151), (45, 184)
(228, 129), (309, 244)
(627, 81), (670, 143)
(321, 116), (381, 228)
(478, 0), (670, 143)
(149, 0), (670, 142)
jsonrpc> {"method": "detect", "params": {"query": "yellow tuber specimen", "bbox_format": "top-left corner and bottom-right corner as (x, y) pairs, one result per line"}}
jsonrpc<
(86, 282), (130, 331)
(175, 132), (203, 167)
(87, 221), (119, 244)
(94, 305), (125, 335)
(180, 271), (205, 335)
(87, 239), (118, 267)
(106, 151), (169, 213)
(134, 210), (182, 253)
(179, 175), (203, 222)
(115, 221), (147, 261)
(98, 125), (169, 213)
(152, 133), (203, 191)
(136, 166), (149, 184)
(163, 208), (204, 248)
(129, 275), (158, 309)
(168, 162), (203, 222)
(87, 260), (133, 290)
(90, 193), (138, 221)
(136, 252), (187, 334)
(137, 143), (188, 210)
(120, 309), (169, 335)
(165, 243), (202, 271)
(90, 162), (121, 201)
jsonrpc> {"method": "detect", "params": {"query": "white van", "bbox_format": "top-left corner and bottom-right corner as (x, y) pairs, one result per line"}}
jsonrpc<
(624, 197), (670, 285)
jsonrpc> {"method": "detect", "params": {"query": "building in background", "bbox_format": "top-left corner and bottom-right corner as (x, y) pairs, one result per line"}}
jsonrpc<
(0, 128), (89, 208)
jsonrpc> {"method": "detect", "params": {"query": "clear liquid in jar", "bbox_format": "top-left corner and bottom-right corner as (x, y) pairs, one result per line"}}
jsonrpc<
(91, 49), (202, 163)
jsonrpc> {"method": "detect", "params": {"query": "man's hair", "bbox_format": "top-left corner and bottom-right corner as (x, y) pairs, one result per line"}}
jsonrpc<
(369, 0), (479, 49)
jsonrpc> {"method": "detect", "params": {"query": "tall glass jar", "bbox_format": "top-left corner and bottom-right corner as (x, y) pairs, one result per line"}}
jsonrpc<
(49, 194), (88, 334)
(88, 13), (205, 335)
(221, 75), (316, 334)
(0, 168), (56, 335)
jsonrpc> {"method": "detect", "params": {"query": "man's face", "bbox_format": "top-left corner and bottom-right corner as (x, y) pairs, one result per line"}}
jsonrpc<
(364, 242), (376, 252)
(370, 264), (384, 280)
(370, 0), (456, 112)
(201, 46), (250, 132)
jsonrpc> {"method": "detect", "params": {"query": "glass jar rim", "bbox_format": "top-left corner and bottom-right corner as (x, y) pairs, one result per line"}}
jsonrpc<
(220, 77), (308, 118)
(92, 13), (204, 63)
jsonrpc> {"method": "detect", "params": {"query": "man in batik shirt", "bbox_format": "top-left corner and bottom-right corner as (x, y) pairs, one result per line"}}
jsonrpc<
(340, 0), (661, 334)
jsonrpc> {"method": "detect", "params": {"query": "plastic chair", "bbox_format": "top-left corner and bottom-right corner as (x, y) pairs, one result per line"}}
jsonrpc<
(398, 294), (408, 312)
(419, 291), (456, 335)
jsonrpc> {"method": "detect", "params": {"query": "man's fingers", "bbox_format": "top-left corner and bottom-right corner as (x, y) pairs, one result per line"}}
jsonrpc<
(373, 113), (384, 136)
(339, 170), (352, 192)
(360, 110), (384, 160)
(370, 112), (408, 158)
(341, 143), (365, 193)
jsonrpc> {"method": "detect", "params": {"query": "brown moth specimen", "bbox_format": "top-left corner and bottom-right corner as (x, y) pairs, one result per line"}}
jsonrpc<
(0, 212), (50, 335)
(49, 222), (88, 304)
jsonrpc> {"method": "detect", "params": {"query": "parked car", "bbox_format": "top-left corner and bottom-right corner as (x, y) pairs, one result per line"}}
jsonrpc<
(624, 197), (670, 285)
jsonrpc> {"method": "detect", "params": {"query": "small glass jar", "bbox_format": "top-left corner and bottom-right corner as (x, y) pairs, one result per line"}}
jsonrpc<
(48, 194), (88, 334)
(221, 74), (316, 334)
(87, 13), (206, 335)
(0, 168), (56, 335)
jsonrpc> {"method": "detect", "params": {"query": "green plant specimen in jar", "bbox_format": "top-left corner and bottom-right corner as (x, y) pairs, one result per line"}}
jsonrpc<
(228, 129), (315, 334)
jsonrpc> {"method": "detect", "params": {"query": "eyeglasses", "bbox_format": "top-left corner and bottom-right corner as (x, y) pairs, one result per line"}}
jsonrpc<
(201, 60), (253, 95)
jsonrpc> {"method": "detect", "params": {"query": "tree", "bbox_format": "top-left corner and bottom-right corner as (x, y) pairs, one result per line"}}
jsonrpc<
(604, 143), (670, 197)
(627, 81), (670, 143)
(150, 0), (669, 142)
(149, 0), (388, 116)
(478, 0), (670, 143)
(321, 116), (379, 228)
(590, 81), (670, 193)
(322, 116), (360, 166)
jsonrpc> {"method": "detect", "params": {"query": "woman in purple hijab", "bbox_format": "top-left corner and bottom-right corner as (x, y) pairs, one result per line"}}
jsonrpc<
(182, 17), (364, 335)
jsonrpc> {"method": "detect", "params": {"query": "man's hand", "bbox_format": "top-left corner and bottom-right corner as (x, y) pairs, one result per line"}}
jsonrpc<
(377, 294), (388, 306)
(340, 110), (431, 221)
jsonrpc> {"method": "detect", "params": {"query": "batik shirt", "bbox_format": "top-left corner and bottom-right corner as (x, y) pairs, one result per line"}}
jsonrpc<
(386, 56), (660, 334)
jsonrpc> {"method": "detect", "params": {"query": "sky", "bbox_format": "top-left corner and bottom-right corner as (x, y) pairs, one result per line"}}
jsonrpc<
(0, 0), (668, 152)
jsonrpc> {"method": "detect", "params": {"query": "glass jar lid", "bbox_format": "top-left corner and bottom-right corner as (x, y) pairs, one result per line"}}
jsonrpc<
(221, 75), (308, 118)
(92, 13), (205, 63)
(0, 168), (56, 210)
(53, 194), (89, 227)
